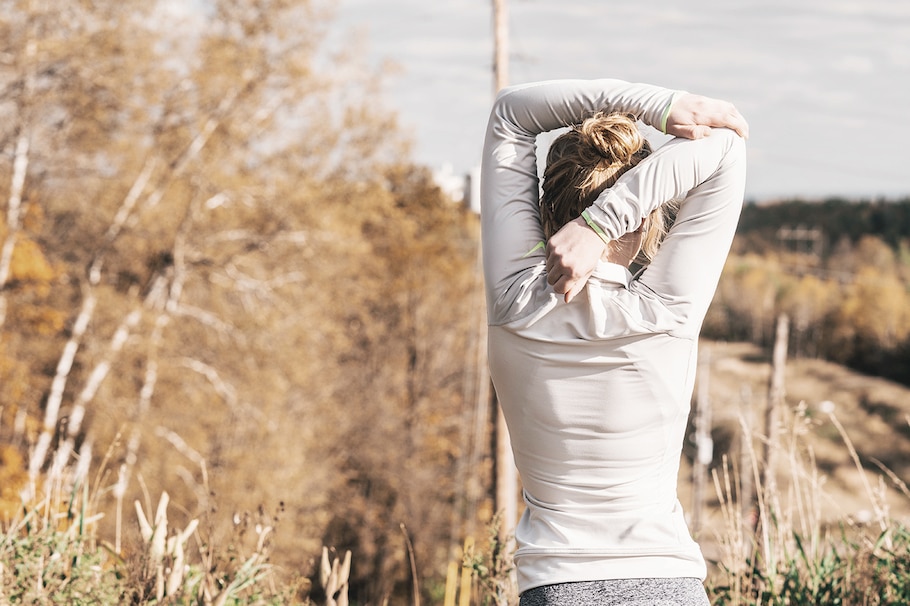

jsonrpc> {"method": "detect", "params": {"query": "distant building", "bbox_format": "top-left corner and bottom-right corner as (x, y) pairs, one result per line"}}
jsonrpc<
(431, 163), (468, 205)
(430, 163), (482, 214)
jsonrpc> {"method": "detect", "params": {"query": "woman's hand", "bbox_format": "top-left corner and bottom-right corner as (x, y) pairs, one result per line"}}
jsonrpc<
(545, 217), (608, 303)
(665, 93), (749, 140)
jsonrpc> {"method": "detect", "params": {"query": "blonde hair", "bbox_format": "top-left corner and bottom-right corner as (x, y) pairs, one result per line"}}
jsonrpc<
(540, 112), (672, 263)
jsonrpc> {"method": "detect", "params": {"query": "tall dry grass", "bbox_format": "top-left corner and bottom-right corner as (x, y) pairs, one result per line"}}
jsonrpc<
(0, 441), (342, 605)
(5, 398), (910, 605)
(707, 400), (910, 605)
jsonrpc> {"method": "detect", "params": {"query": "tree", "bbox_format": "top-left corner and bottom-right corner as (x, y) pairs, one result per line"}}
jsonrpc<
(2, 1), (484, 601)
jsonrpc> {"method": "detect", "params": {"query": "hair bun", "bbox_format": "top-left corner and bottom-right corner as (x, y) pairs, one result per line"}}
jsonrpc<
(540, 111), (652, 240)
(579, 112), (645, 166)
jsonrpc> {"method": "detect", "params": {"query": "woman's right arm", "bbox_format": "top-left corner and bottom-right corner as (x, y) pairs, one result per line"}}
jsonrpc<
(544, 93), (749, 302)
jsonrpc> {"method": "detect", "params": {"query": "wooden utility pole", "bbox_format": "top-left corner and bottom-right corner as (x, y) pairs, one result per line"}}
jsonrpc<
(493, 0), (509, 92)
(491, 0), (518, 555)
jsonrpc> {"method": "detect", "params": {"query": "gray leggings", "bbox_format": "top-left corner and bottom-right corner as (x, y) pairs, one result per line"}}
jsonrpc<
(519, 577), (710, 606)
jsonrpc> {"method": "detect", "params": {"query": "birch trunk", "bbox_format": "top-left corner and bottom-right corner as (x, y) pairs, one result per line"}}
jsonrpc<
(0, 133), (31, 329)
(27, 291), (97, 492)
(0, 30), (35, 329)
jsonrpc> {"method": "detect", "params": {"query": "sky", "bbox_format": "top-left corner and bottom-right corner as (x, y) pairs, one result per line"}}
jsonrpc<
(330, 0), (910, 202)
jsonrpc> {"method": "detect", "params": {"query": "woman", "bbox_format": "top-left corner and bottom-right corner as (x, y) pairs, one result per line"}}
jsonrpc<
(480, 79), (748, 605)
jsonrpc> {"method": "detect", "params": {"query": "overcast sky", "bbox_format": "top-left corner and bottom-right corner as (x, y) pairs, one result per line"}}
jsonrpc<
(331, 0), (910, 202)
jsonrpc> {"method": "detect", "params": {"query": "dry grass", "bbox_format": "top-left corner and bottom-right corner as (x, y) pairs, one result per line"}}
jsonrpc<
(0, 456), (315, 605)
(5, 340), (910, 604)
(687, 340), (910, 605)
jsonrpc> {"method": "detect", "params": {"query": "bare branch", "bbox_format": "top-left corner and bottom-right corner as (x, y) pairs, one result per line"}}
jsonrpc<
(172, 303), (238, 338)
(88, 156), (157, 285)
(208, 229), (309, 245)
(179, 357), (239, 411)
(154, 426), (209, 494)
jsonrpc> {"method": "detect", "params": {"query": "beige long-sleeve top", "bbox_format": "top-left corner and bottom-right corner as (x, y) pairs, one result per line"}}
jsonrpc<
(480, 79), (747, 593)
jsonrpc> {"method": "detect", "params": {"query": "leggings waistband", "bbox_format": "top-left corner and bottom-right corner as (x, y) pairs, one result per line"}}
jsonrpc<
(519, 577), (710, 606)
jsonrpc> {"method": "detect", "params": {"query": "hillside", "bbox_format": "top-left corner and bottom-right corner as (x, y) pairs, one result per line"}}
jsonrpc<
(681, 339), (910, 567)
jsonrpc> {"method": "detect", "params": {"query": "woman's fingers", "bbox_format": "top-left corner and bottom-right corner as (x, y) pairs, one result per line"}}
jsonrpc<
(545, 217), (606, 300)
(667, 94), (749, 140)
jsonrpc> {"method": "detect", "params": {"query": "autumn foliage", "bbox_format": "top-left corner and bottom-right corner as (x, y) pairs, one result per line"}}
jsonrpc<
(707, 199), (910, 384)
(3, 1), (910, 603)
(1, 1), (482, 601)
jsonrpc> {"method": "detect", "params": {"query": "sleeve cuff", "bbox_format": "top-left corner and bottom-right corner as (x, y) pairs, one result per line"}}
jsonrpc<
(581, 209), (612, 246)
(660, 91), (687, 134)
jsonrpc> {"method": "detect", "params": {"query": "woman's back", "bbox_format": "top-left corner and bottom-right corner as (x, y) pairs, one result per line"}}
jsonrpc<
(489, 261), (705, 591)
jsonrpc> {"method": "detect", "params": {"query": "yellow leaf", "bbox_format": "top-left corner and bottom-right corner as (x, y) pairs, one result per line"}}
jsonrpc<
(10, 237), (55, 283)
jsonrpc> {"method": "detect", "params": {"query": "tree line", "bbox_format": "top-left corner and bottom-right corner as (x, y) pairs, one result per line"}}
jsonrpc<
(736, 197), (910, 252)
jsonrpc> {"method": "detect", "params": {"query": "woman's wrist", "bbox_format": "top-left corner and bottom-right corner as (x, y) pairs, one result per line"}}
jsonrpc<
(660, 91), (687, 134)
(581, 209), (612, 247)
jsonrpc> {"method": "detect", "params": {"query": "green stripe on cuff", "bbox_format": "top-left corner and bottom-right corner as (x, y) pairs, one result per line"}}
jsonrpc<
(581, 209), (611, 246)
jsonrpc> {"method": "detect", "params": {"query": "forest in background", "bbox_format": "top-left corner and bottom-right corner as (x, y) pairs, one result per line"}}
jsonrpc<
(0, 1), (484, 602)
(709, 197), (910, 384)
(3, 0), (910, 603)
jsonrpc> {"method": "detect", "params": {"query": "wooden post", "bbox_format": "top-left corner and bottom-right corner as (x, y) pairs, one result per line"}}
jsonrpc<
(459, 536), (475, 606)
(738, 384), (756, 535)
(763, 314), (789, 499)
(443, 561), (458, 606)
(692, 348), (713, 536)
